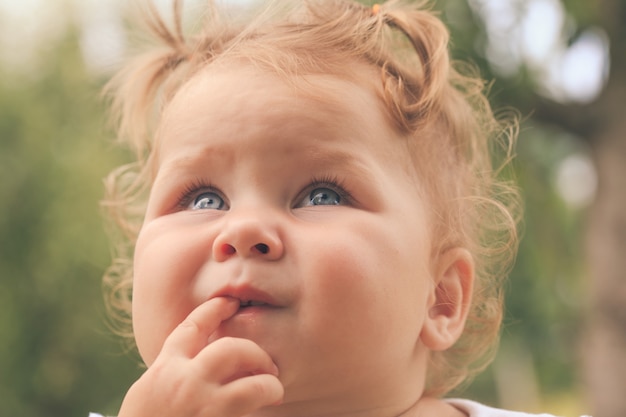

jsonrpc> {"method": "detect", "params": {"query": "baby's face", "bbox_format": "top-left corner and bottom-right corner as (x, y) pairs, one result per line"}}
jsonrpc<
(133, 66), (437, 408)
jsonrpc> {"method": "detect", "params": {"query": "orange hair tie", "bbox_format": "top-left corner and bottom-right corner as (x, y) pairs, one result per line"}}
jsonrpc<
(372, 4), (381, 15)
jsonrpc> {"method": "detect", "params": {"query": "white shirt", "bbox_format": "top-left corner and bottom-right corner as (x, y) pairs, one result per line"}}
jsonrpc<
(446, 399), (591, 417)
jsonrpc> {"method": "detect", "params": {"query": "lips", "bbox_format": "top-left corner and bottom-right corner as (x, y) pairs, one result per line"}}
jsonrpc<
(212, 285), (279, 309)
(205, 284), (282, 345)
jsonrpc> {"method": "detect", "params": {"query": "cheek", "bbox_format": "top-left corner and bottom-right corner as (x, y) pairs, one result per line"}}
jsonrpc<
(132, 221), (211, 364)
(298, 218), (430, 342)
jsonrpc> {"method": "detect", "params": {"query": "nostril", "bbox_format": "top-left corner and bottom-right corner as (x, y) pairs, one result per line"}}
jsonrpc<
(254, 243), (269, 254)
(221, 244), (236, 256)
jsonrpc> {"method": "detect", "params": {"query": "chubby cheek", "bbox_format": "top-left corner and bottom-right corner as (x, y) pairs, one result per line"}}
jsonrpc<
(132, 220), (210, 365)
(298, 219), (429, 354)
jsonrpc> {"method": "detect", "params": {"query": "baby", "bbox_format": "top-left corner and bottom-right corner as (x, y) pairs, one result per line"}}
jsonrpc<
(96, 1), (583, 416)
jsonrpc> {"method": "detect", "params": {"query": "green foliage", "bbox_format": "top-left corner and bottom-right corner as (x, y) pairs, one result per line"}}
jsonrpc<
(0, 29), (139, 417)
(458, 125), (588, 410)
(439, 0), (590, 411)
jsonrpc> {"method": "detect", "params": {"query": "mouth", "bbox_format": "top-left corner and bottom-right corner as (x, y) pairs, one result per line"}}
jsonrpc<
(213, 285), (279, 310)
(238, 299), (270, 308)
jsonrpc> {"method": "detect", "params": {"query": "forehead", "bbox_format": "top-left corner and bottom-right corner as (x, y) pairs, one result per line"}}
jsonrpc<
(155, 65), (414, 177)
(161, 67), (373, 135)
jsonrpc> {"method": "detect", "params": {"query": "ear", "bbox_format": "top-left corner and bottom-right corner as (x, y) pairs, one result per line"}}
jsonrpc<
(421, 247), (474, 351)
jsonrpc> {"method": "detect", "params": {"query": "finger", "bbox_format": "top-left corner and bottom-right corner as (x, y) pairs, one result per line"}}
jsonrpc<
(214, 374), (284, 416)
(196, 337), (279, 383)
(160, 297), (239, 358)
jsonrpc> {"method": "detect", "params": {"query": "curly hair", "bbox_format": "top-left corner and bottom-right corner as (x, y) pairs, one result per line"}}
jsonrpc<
(102, 0), (521, 397)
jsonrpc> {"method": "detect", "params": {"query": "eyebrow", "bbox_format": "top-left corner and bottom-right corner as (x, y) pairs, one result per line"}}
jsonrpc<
(301, 146), (364, 171)
(156, 140), (382, 195)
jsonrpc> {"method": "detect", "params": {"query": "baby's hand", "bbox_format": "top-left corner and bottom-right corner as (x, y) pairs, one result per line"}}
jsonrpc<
(117, 297), (284, 417)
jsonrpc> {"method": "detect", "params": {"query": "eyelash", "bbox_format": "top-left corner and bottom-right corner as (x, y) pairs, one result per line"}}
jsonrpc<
(176, 179), (224, 210)
(174, 175), (354, 210)
(300, 175), (354, 206)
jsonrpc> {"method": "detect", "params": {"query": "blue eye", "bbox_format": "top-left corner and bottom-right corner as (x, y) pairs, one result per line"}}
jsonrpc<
(190, 191), (226, 210)
(306, 188), (341, 206)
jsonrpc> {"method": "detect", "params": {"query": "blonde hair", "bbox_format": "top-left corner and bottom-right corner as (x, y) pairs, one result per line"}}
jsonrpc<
(102, 0), (521, 397)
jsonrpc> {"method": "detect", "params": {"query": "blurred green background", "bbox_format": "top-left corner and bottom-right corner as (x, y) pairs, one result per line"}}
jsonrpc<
(1, 1), (624, 416)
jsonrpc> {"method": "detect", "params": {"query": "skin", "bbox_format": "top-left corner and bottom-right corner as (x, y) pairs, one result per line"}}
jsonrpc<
(118, 65), (473, 417)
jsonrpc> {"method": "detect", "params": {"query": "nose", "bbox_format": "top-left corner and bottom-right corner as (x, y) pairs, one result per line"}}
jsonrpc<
(212, 209), (284, 262)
